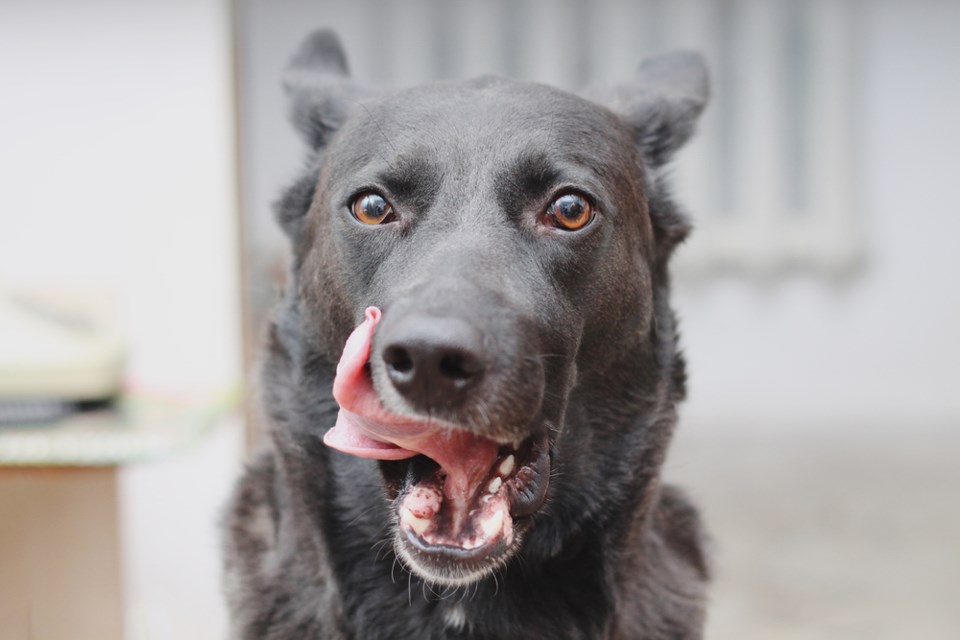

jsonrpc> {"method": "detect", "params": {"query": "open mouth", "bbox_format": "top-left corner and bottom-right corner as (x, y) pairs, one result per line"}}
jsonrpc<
(388, 431), (549, 580)
(324, 307), (550, 584)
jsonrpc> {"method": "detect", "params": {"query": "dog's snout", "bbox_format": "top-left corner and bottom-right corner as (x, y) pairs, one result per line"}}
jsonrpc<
(380, 315), (486, 409)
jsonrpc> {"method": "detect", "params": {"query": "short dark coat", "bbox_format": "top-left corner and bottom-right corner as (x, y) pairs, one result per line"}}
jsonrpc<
(223, 30), (710, 640)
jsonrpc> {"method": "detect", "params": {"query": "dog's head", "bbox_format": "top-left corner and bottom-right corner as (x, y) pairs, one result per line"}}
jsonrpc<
(268, 30), (707, 587)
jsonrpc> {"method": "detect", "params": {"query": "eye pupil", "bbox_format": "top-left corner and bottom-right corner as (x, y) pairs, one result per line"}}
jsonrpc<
(352, 192), (393, 225)
(362, 195), (385, 217)
(556, 195), (583, 220)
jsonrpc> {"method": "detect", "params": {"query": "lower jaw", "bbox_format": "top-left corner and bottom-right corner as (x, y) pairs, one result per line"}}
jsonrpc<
(381, 432), (551, 585)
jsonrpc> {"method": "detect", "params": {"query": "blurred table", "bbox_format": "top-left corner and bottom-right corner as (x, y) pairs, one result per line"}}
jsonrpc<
(0, 392), (236, 640)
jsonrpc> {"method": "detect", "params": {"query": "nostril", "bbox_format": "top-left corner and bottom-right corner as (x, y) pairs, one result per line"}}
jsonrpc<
(438, 352), (481, 385)
(383, 345), (415, 379)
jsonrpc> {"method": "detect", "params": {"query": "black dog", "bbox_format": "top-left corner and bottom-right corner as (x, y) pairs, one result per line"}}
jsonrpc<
(224, 29), (709, 640)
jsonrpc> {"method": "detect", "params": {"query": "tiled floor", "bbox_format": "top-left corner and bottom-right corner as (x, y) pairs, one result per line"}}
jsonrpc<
(665, 426), (960, 640)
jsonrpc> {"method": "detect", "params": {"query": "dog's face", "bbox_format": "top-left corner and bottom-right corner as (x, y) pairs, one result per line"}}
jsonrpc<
(272, 31), (706, 588)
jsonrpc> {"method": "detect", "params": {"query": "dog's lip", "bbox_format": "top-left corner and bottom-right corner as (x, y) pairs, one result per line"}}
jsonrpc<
(402, 534), (508, 561)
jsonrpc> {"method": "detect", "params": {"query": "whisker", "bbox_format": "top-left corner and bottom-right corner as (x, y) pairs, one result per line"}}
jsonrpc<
(523, 353), (568, 362)
(407, 569), (413, 606)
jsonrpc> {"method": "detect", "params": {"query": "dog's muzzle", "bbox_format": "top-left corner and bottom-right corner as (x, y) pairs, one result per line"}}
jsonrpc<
(324, 307), (551, 583)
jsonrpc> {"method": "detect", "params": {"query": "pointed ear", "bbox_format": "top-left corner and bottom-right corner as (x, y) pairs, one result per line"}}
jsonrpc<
(604, 51), (709, 167)
(283, 29), (364, 149)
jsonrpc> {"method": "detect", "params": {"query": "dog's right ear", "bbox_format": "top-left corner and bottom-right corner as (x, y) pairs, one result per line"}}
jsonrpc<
(283, 29), (360, 150)
(277, 30), (366, 242)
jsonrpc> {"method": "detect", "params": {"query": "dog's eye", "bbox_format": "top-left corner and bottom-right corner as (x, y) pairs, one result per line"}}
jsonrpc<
(544, 193), (594, 231)
(351, 192), (395, 225)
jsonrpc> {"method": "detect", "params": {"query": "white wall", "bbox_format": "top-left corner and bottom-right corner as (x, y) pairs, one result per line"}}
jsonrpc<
(676, 0), (960, 432)
(0, 0), (241, 395)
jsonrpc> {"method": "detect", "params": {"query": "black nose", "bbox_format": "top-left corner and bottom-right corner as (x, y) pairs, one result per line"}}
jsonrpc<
(380, 315), (486, 410)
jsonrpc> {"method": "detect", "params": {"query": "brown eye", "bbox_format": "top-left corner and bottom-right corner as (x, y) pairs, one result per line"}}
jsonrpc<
(351, 192), (394, 225)
(545, 192), (594, 231)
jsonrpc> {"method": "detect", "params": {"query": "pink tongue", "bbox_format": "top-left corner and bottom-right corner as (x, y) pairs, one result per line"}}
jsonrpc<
(324, 307), (499, 502)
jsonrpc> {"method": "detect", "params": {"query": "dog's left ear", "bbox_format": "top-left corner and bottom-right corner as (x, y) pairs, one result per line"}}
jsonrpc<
(601, 51), (709, 169)
(283, 29), (365, 150)
(593, 52), (708, 265)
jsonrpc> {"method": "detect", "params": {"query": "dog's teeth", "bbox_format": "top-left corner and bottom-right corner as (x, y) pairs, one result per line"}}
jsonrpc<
(487, 476), (502, 494)
(480, 510), (504, 538)
(401, 508), (431, 536)
(498, 455), (515, 477)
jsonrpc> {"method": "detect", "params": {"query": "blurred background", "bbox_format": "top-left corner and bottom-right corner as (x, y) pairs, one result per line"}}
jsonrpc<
(0, 0), (957, 639)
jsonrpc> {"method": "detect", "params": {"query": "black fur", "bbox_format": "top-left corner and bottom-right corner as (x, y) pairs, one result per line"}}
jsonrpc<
(224, 29), (710, 640)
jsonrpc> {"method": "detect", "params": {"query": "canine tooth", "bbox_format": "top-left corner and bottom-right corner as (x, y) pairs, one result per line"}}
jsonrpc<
(487, 476), (502, 494)
(480, 510), (504, 538)
(498, 455), (515, 477)
(401, 508), (430, 536)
